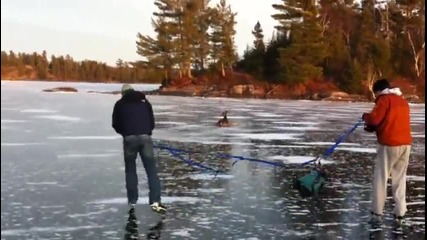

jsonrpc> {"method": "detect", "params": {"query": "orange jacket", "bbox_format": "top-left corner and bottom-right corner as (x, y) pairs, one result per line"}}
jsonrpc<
(363, 92), (412, 146)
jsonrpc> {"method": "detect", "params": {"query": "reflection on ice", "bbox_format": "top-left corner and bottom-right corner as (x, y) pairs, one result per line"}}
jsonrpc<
(90, 196), (210, 205)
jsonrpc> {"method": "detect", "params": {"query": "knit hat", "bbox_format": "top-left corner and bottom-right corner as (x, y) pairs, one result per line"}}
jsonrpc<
(121, 84), (133, 94)
(372, 79), (390, 93)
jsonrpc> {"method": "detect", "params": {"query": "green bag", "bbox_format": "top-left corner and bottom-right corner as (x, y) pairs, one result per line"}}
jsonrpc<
(292, 169), (327, 198)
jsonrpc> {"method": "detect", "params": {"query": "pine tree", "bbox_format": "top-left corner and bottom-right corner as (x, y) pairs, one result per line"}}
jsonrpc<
(252, 21), (265, 52)
(136, 0), (177, 84)
(273, 0), (328, 85)
(210, 0), (237, 77)
(352, 0), (391, 96)
(319, 0), (361, 92)
(263, 32), (290, 82)
(192, 0), (211, 72)
(1, 51), (8, 66)
(236, 21), (266, 78)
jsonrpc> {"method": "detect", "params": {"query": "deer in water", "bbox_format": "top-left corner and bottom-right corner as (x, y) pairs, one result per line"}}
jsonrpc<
(216, 111), (230, 127)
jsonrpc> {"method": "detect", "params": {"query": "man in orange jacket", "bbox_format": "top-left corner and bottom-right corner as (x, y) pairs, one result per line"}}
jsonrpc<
(362, 79), (412, 232)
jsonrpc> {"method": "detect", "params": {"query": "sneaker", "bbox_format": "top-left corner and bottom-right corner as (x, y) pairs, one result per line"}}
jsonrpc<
(150, 202), (166, 214)
(368, 212), (383, 231)
(393, 215), (405, 233)
(129, 203), (136, 209)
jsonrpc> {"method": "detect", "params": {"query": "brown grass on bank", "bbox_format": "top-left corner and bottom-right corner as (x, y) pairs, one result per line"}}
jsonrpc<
(166, 71), (343, 98)
(390, 77), (421, 95)
(1, 65), (41, 80)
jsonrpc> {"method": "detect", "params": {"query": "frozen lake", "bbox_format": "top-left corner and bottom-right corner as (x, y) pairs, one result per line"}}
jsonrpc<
(1, 80), (425, 239)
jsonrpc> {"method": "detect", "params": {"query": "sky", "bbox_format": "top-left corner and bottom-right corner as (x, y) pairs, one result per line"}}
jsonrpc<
(1, 0), (279, 66)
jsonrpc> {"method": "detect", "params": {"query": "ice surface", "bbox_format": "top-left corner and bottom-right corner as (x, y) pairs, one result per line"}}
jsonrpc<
(1, 81), (424, 239)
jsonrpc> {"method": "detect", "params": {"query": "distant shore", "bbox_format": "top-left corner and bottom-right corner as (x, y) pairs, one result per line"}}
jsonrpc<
(40, 85), (424, 104)
(2, 78), (423, 103)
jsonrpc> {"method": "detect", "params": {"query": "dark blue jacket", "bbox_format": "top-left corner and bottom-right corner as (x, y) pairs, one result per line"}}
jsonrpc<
(112, 90), (155, 137)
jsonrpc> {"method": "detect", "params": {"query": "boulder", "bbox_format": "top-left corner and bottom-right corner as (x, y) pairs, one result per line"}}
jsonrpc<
(323, 91), (349, 99)
(228, 84), (255, 96)
(404, 94), (421, 103)
(43, 87), (78, 93)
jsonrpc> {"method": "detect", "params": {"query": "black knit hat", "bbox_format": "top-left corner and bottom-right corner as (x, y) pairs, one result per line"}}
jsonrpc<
(372, 79), (390, 93)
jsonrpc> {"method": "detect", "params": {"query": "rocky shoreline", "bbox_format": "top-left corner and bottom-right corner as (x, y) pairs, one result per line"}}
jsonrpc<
(41, 85), (423, 103)
(146, 84), (422, 103)
(149, 86), (371, 102)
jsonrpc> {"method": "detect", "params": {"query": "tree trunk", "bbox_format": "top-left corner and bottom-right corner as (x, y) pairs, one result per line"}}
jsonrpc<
(186, 64), (192, 78)
(221, 62), (225, 77)
(161, 69), (169, 87)
(200, 57), (205, 71)
(366, 60), (378, 99)
(407, 32), (425, 79)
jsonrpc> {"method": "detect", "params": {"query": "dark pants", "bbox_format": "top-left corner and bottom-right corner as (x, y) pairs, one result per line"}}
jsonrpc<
(123, 135), (161, 205)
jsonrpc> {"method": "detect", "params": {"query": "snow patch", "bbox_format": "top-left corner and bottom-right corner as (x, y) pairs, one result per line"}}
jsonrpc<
(189, 173), (234, 180)
(273, 126), (320, 131)
(1, 225), (105, 236)
(33, 115), (81, 122)
(268, 155), (334, 164)
(407, 175), (425, 182)
(49, 136), (120, 140)
(171, 228), (194, 237)
(21, 109), (57, 113)
(232, 133), (301, 140)
(292, 142), (360, 146)
(57, 153), (119, 159)
(26, 182), (58, 185)
(1, 142), (45, 146)
(1, 119), (28, 123)
(335, 147), (376, 153)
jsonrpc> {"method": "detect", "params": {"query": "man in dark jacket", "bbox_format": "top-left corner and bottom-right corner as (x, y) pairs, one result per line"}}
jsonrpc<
(112, 84), (166, 214)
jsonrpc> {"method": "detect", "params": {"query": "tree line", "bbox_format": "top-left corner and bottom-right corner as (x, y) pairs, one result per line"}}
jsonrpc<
(2, 0), (424, 95)
(1, 50), (161, 83)
(138, 0), (424, 94)
(136, 0), (237, 85)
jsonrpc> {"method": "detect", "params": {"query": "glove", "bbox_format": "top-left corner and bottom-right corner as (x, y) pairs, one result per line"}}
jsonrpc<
(364, 124), (376, 133)
(362, 113), (369, 121)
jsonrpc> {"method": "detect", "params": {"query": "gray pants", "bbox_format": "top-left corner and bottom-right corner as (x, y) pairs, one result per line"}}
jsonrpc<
(123, 135), (161, 205)
(371, 145), (411, 217)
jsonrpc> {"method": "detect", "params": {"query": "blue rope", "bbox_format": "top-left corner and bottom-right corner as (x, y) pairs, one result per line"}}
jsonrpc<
(301, 119), (365, 166)
(154, 118), (364, 172)
(155, 144), (287, 171)
(156, 145), (225, 174)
